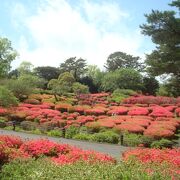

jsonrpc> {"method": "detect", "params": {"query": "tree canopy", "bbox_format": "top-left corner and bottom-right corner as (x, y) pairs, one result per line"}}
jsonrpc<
(101, 68), (143, 92)
(34, 66), (60, 81)
(59, 57), (87, 81)
(140, 0), (180, 96)
(140, 0), (180, 76)
(104, 51), (143, 72)
(0, 37), (18, 78)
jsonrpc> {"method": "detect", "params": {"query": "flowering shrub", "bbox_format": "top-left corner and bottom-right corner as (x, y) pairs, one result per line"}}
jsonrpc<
(97, 121), (115, 128)
(149, 106), (174, 118)
(122, 148), (180, 175)
(107, 107), (128, 115)
(20, 139), (70, 158)
(0, 135), (28, 164)
(84, 108), (106, 116)
(0, 135), (23, 148)
(115, 123), (145, 134)
(55, 103), (72, 112)
(0, 107), (7, 116)
(175, 107), (180, 117)
(126, 119), (150, 128)
(144, 128), (174, 139)
(123, 95), (177, 105)
(52, 148), (115, 164)
(128, 107), (149, 116)
(0, 135), (115, 166)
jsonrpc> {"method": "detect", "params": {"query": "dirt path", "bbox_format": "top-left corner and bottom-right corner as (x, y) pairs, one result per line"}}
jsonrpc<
(0, 129), (131, 159)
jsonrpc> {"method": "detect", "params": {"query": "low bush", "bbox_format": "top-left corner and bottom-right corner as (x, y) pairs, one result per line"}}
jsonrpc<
(20, 121), (37, 131)
(123, 133), (143, 147)
(91, 131), (119, 144)
(73, 133), (92, 141)
(47, 129), (63, 137)
(65, 125), (79, 139)
(150, 139), (174, 148)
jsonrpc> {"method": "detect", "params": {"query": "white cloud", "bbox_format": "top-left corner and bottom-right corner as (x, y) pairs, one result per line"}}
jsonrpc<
(12, 0), (145, 69)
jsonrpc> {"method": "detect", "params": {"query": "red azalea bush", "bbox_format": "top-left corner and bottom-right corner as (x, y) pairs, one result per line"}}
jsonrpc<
(128, 107), (149, 116)
(175, 107), (180, 116)
(52, 148), (115, 164)
(98, 116), (125, 125)
(149, 106), (174, 118)
(97, 120), (115, 128)
(144, 128), (174, 139)
(123, 148), (180, 170)
(84, 108), (106, 116)
(0, 135), (23, 148)
(126, 119), (151, 128)
(20, 139), (71, 158)
(0, 107), (7, 116)
(0, 135), (28, 163)
(115, 123), (145, 134)
(107, 107), (128, 115)
(123, 95), (178, 105)
(0, 135), (115, 165)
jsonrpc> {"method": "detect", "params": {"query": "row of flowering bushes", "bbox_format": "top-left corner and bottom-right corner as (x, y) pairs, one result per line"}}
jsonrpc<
(1, 103), (180, 140)
(123, 95), (180, 105)
(123, 148), (180, 175)
(0, 135), (115, 165)
(0, 135), (179, 179)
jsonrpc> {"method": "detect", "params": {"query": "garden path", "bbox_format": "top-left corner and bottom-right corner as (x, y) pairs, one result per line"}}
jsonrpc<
(0, 129), (131, 160)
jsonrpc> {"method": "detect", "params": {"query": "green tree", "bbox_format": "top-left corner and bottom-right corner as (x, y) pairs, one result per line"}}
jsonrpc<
(142, 76), (159, 95)
(34, 66), (60, 81)
(72, 82), (89, 94)
(0, 37), (18, 78)
(140, 0), (180, 96)
(6, 74), (46, 100)
(59, 57), (87, 81)
(101, 68), (143, 92)
(0, 86), (18, 107)
(104, 51), (143, 71)
(18, 61), (34, 75)
(48, 72), (75, 100)
(80, 65), (104, 93)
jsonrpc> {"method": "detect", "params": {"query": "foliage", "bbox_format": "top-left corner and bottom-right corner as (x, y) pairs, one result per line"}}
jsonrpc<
(65, 125), (79, 139)
(5, 74), (45, 99)
(156, 85), (172, 97)
(72, 82), (89, 94)
(150, 138), (174, 148)
(91, 131), (119, 144)
(109, 89), (136, 103)
(17, 61), (34, 75)
(140, 1), (180, 95)
(73, 133), (92, 141)
(101, 68), (143, 92)
(59, 57), (87, 81)
(79, 76), (98, 93)
(48, 72), (75, 98)
(142, 76), (159, 95)
(0, 86), (18, 107)
(0, 158), (175, 180)
(47, 129), (63, 137)
(105, 51), (143, 71)
(0, 37), (18, 78)
(123, 133), (144, 147)
(34, 66), (60, 81)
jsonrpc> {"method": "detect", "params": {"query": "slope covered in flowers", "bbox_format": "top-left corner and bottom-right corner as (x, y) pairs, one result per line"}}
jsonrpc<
(0, 93), (180, 145)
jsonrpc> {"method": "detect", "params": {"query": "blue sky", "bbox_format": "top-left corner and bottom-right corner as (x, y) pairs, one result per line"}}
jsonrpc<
(0, 0), (174, 69)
